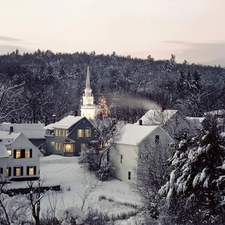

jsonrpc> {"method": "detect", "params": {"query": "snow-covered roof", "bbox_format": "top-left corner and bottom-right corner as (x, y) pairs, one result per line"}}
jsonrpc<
(0, 142), (9, 158)
(114, 124), (159, 145)
(186, 117), (205, 129)
(0, 131), (21, 145)
(0, 123), (45, 139)
(204, 109), (225, 116)
(44, 115), (84, 130)
(137, 109), (178, 125)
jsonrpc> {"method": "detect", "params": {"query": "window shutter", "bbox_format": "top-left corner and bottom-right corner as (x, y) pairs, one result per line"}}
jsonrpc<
(34, 166), (36, 175)
(0, 168), (3, 174)
(21, 167), (23, 176)
(30, 149), (32, 158)
(27, 167), (29, 175)
(14, 167), (16, 176)
(8, 167), (11, 176)
(21, 149), (25, 158)
(13, 150), (16, 158)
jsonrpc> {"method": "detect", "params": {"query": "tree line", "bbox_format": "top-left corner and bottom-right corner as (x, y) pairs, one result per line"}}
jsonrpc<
(0, 50), (225, 124)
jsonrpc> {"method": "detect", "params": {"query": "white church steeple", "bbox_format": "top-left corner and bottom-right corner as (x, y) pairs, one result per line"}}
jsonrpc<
(80, 66), (97, 119)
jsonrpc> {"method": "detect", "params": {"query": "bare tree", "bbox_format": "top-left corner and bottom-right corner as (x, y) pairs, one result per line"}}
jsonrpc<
(135, 140), (172, 219)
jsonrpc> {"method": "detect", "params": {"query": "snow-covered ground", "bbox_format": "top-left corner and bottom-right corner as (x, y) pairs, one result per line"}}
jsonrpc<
(6, 155), (142, 224)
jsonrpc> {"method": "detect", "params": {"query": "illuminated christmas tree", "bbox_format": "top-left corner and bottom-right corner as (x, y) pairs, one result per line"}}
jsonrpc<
(98, 95), (109, 119)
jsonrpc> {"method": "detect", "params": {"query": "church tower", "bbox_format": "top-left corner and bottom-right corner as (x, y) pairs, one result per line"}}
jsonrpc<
(80, 66), (96, 119)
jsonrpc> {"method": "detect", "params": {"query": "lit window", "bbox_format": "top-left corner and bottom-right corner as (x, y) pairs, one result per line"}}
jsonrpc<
(128, 171), (131, 180)
(81, 143), (86, 149)
(55, 142), (60, 151)
(155, 135), (160, 144)
(15, 167), (21, 176)
(65, 130), (68, 136)
(7, 148), (12, 156)
(27, 166), (35, 175)
(85, 129), (91, 137)
(64, 143), (73, 152)
(6, 167), (11, 176)
(55, 129), (59, 136)
(77, 129), (84, 137)
(51, 141), (55, 146)
(16, 150), (21, 158)
(25, 149), (31, 158)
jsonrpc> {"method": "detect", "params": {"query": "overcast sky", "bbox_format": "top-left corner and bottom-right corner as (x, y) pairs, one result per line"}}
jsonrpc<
(1, 0), (225, 66)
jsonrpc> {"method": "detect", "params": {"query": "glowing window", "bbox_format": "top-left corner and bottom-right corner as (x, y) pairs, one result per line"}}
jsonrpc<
(55, 129), (59, 136)
(85, 129), (91, 137)
(28, 167), (34, 175)
(16, 150), (21, 158)
(25, 149), (31, 158)
(15, 167), (21, 176)
(77, 129), (84, 137)
(64, 143), (73, 152)
(6, 167), (11, 176)
(51, 141), (55, 146)
(81, 143), (86, 149)
(7, 148), (12, 156)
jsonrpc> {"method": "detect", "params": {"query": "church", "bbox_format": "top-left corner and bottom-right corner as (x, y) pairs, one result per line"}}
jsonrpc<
(80, 66), (97, 119)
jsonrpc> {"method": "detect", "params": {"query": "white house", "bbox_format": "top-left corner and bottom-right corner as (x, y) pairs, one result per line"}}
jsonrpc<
(0, 130), (41, 181)
(137, 109), (191, 138)
(0, 141), (9, 181)
(110, 123), (174, 184)
(0, 122), (46, 148)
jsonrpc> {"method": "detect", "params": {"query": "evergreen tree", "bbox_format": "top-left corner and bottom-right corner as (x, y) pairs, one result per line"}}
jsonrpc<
(159, 115), (225, 224)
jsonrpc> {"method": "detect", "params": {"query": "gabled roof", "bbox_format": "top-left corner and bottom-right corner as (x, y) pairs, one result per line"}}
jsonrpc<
(204, 109), (225, 116)
(114, 124), (159, 145)
(0, 123), (45, 139)
(0, 131), (21, 145)
(44, 115), (85, 130)
(0, 142), (9, 158)
(137, 109), (179, 126)
(186, 117), (205, 129)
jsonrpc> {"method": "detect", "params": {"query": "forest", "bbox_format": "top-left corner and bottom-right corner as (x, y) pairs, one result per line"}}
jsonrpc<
(0, 49), (225, 124)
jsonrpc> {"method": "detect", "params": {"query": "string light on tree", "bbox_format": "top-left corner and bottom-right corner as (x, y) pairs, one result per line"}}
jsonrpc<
(98, 95), (109, 119)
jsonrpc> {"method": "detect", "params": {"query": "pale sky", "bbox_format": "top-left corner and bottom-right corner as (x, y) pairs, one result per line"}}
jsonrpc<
(1, 0), (225, 66)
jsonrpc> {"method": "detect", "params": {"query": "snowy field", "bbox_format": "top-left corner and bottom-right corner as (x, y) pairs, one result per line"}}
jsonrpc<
(6, 155), (144, 224)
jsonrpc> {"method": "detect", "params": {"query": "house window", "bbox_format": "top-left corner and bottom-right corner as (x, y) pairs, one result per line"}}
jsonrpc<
(128, 171), (131, 180)
(7, 148), (12, 156)
(55, 142), (60, 151)
(14, 167), (23, 176)
(81, 143), (86, 149)
(55, 129), (59, 136)
(6, 167), (11, 176)
(51, 141), (55, 146)
(85, 129), (91, 137)
(64, 143), (73, 152)
(155, 135), (160, 144)
(15, 150), (21, 158)
(27, 166), (36, 175)
(120, 154), (123, 163)
(77, 129), (84, 137)
(25, 149), (32, 158)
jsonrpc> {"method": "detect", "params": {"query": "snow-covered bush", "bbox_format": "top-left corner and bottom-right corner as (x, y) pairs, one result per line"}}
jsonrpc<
(95, 163), (114, 181)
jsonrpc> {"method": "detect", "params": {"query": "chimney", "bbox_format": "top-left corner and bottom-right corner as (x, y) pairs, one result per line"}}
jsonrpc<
(139, 120), (142, 126)
(52, 114), (56, 123)
(9, 126), (13, 134)
(75, 110), (78, 117)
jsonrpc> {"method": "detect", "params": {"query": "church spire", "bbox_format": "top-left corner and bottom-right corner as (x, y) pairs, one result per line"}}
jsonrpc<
(86, 66), (91, 90)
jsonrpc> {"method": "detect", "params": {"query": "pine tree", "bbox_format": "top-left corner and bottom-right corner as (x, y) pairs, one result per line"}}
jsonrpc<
(159, 115), (225, 224)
